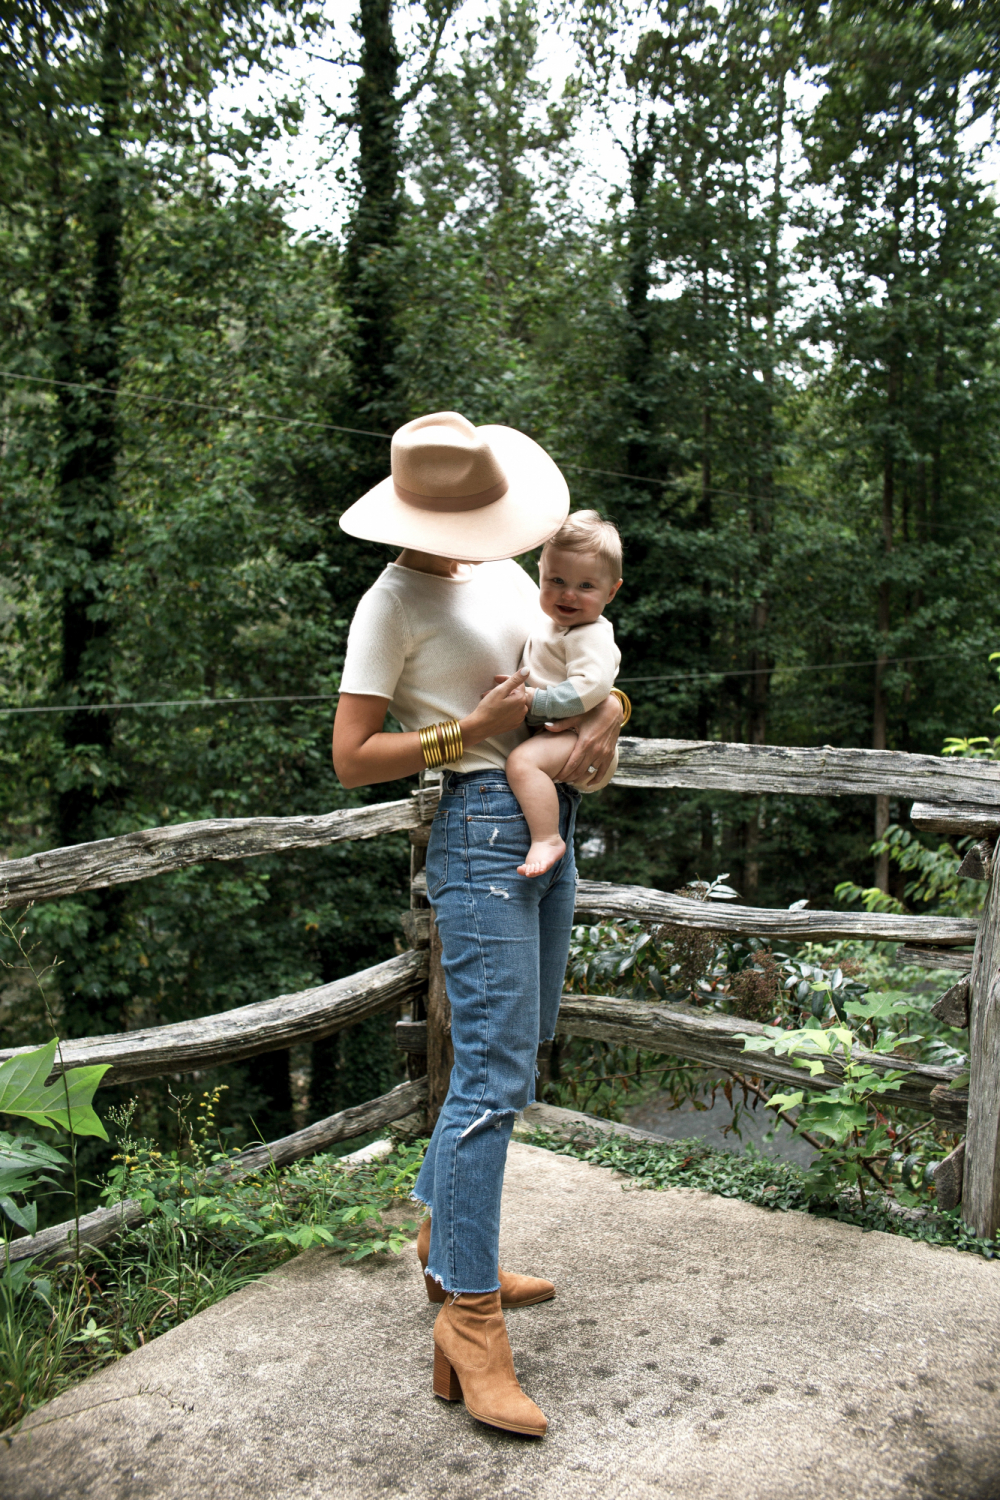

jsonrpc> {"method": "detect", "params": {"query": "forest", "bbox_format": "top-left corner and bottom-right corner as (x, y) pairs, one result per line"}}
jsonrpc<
(2, 0), (1000, 1149)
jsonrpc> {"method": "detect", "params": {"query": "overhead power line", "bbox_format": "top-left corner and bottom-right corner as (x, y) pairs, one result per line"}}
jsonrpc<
(0, 371), (804, 502)
(0, 650), (989, 717)
(618, 649), (990, 685)
(0, 371), (389, 440)
(0, 693), (338, 717)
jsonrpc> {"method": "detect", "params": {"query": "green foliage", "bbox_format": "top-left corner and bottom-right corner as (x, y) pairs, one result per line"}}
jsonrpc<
(735, 992), (929, 1199)
(0, 1093), (426, 1435)
(0, 1039), (108, 1140)
(522, 1127), (1000, 1260)
(835, 824), (985, 918)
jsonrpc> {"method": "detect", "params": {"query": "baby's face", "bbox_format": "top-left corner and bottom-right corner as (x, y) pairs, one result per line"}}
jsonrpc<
(538, 546), (622, 627)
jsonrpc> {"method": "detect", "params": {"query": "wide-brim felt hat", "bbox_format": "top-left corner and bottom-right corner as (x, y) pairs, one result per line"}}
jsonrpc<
(339, 411), (570, 561)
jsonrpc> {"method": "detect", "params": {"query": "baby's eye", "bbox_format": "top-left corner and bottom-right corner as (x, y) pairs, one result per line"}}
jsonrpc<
(579, 582), (595, 590)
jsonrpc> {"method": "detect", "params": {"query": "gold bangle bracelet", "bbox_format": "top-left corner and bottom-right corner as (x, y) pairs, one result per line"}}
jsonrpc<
(611, 689), (632, 727)
(419, 724), (444, 769)
(419, 720), (464, 770)
(438, 719), (464, 764)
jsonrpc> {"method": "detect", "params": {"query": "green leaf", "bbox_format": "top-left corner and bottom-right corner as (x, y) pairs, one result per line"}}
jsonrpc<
(0, 1195), (37, 1234)
(799, 1100), (868, 1144)
(0, 1133), (69, 1176)
(843, 991), (922, 1021)
(767, 1091), (804, 1114)
(0, 1041), (109, 1139)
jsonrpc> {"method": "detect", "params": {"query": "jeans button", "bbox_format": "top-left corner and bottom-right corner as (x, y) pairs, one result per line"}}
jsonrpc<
(467, 816), (472, 821)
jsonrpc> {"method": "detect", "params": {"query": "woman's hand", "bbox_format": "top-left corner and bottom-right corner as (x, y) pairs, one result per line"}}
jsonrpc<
(543, 694), (623, 785)
(334, 674), (530, 789)
(465, 671), (530, 743)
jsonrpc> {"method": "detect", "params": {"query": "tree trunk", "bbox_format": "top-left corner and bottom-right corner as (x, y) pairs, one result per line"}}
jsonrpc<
(53, 3), (127, 1037)
(342, 0), (402, 434)
(873, 426), (894, 893)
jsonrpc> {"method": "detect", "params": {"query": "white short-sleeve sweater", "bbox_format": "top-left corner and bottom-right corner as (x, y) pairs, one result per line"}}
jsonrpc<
(338, 560), (539, 773)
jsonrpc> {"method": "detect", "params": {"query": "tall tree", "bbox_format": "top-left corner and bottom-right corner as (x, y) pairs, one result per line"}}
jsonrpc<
(802, 0), (1000, 889)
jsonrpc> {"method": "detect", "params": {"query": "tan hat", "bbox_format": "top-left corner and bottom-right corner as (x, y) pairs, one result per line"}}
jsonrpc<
(339, 411), (570, 561)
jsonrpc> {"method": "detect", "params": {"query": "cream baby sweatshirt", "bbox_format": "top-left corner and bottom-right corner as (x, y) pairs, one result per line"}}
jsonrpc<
(520, 609), (621, 724)
(338, 559), (538, 773)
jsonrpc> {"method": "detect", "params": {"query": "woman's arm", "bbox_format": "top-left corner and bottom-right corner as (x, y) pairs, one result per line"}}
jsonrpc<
(333, 673), (531, 789)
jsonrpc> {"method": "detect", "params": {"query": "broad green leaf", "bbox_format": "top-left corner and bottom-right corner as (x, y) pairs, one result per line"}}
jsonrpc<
(0, 1133), (69, 1177)
(799, 1100), (868, 1144)
(767, 1091), (803, 1113)
(793, 1058), (828, 1077)
(0, 1040), (109, 1139)
(0, 1195), (37, 1234)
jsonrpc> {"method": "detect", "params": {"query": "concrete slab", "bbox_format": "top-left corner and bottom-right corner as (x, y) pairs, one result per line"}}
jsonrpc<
(3, 1141), (1000, 1500)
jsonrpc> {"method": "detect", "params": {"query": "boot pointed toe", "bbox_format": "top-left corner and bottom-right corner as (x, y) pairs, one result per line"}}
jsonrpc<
(432, 1292), (548, 1437)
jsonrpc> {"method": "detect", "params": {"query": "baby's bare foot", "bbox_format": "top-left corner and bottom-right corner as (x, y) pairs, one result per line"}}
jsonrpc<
(518, 836), (566, 878)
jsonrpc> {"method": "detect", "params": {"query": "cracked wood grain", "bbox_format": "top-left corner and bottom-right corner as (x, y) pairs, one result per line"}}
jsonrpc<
(0, 950), (428, 1088)
(616, 739), (1000, 804)
(573, 880), (978, 947)
(2, 1077), (428, 1267)
(0, 796), (438, 907)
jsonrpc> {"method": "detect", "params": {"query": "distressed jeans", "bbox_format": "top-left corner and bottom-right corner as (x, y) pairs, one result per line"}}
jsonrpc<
(413, 769), (580, 1294)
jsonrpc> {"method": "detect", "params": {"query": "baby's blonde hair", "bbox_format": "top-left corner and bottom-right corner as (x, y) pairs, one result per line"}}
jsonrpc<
(544, 510), (622, 580)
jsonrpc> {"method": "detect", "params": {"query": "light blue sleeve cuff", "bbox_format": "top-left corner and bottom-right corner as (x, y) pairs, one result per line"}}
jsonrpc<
(528, 682), (587, 723)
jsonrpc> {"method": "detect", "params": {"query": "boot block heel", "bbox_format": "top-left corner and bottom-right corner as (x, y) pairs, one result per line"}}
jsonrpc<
(425, 1271), (447, 1305)
(433, 1344), (462, 1401)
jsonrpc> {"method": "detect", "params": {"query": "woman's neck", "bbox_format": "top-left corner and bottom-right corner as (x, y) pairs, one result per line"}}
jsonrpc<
(396, 549), (473, 579)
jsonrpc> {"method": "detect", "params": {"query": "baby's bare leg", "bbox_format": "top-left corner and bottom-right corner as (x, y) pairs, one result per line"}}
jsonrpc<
(506, 732), (577, 877)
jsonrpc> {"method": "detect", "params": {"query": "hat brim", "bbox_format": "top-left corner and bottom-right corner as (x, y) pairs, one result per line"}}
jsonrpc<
(338, 425), (570, 562)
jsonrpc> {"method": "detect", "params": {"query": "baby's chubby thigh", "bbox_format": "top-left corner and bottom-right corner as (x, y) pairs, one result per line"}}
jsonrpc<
(505, 727), (578, 783)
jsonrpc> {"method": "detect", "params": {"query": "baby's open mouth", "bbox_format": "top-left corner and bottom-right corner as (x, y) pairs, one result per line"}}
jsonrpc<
(556, 603), (578, 615)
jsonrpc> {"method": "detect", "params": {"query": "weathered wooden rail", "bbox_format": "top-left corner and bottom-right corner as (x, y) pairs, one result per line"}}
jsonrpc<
(1, 736), (998, 1241)
(0, 951), (427, 1084)
(3, 1077), (428, 1267)
(4, 740), (999, 909)
(397, 997), (968, 1127)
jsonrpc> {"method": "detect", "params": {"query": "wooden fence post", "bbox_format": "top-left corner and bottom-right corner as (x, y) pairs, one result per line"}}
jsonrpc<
(406, 823), (430, 1090)
(426, 911), (453, 1129)
(963, 836), (1000, 1238)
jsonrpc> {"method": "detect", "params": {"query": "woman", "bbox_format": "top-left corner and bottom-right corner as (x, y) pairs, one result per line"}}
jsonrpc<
(333, 411), (624, 1438)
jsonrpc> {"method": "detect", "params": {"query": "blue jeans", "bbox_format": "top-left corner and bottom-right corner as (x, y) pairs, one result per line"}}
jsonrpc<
(413, 769), (580, 1294)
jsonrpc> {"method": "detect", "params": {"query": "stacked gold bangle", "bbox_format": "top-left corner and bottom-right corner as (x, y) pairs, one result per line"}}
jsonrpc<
(419, 719), (464, 769)
(610, 688), (632, 726)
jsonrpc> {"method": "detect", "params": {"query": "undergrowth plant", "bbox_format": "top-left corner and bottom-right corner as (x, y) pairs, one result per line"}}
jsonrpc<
(523, 1126), (1000, 1260)
(0, 1107), (427, 1436)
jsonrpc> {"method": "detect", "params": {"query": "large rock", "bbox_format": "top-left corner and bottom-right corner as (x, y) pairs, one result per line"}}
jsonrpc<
(2, 1140), (999, 1500)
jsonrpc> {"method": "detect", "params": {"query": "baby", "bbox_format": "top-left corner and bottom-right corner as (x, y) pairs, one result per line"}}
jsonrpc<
(506, 510), (623, 878)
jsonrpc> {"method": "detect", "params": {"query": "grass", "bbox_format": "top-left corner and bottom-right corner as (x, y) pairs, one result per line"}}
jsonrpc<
(521, 1125), (1000, 1260)
(0, 1133), (427, 1437)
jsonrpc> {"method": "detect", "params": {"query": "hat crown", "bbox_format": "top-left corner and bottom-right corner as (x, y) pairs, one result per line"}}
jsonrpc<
(392, 412), (507, 502)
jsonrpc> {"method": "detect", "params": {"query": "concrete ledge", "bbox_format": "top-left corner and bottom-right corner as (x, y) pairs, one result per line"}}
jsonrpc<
(515, 1100), (668, 1145)
(2, 1141), (999, 1500)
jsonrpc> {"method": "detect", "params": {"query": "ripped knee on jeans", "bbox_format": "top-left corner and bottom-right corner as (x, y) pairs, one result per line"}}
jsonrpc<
(459, 1107), (517, 1141)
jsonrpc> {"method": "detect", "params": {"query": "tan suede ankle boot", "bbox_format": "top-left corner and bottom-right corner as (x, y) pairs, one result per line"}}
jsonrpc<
(432, 1291), (547, 1436)
(416, 1217), (555, 1308)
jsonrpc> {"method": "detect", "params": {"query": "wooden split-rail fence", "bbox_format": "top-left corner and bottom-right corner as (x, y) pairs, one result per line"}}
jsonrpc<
(1, 735), (999, 1265)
